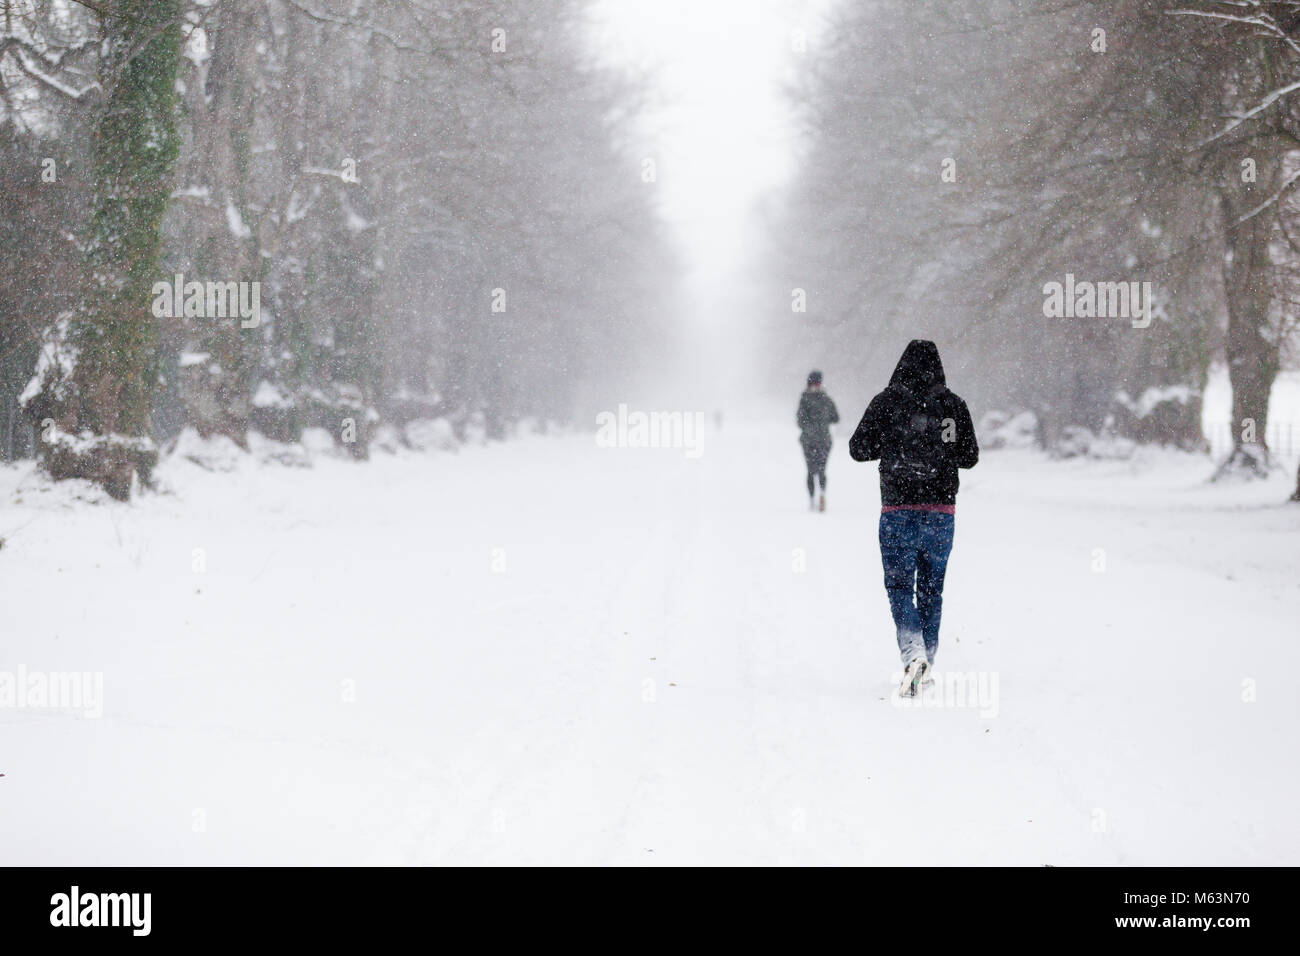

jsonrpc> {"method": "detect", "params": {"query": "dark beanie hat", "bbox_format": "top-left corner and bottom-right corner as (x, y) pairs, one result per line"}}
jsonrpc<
(807, 370), (823, 387)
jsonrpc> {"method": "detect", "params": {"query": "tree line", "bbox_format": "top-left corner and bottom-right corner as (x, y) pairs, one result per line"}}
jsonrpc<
(771, 0), (1300, 499)
(1, 0), (673, 498)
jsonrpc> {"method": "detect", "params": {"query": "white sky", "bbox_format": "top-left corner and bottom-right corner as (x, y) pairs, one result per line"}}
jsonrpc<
(588, 0), (829, 259)
(587, 0), (837, 405)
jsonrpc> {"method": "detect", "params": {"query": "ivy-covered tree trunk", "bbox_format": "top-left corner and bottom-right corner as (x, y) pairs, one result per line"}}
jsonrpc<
(25, 0), (182, 499)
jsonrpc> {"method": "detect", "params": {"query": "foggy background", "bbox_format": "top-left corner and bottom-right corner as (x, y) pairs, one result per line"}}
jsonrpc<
(2, 0), (1299, 488)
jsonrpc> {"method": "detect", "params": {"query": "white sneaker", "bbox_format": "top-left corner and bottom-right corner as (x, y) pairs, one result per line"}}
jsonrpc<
(899, 656), (929, 697)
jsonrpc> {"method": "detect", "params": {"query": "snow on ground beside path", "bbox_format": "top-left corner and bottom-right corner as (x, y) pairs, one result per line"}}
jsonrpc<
(0, 424), (1297, 865)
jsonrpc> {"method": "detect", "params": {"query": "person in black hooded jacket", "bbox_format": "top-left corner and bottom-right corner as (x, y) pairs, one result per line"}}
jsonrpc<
(849, 340), (978, 695)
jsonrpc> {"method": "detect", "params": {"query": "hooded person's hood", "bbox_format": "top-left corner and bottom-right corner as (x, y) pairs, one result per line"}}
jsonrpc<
(888, 339), (946, 393)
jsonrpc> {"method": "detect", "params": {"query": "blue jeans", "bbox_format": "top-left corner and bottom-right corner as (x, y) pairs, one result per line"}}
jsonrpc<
(878, 509), (955, 665)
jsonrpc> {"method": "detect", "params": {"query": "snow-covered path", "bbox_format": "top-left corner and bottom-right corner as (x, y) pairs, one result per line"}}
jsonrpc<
(2, 425), (1297, 865)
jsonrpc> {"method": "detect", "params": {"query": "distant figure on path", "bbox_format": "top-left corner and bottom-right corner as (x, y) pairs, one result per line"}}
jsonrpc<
(797, 370), (839, 511)
(849, 340), (979, 697)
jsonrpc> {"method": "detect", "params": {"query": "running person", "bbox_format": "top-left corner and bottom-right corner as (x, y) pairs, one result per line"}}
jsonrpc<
(796, 370), (839, 511)
(849, 341), (979, 695)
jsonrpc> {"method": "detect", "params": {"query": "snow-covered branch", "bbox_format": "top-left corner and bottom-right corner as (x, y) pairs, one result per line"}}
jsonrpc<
(1197, 80), (1300, 147)
(11, 49), (101, 100)
(1230, 164), (1300, 226)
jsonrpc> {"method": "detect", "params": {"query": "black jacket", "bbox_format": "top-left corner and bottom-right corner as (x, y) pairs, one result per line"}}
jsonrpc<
(849, 340), (979, 506)
(797, 389), (839, 447)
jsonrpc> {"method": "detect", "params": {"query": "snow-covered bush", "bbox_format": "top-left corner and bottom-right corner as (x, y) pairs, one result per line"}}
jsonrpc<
(41, 431), (160, 501)
(1111, 386), (1203, 450)
(977, 409), (1040, 450)
(249, 381), (300, 444)
(251, 384), (379, 460)
(246, 432), (311, 468)
(1086, 433), (1138, 461)
(371, 424), (402, 455)
(1048, 426), (1135, 461)
(404, 418), (458, 453)
(171, 427), (244, 472)
(300, 386), (379, 461)
(300, 427), (341, 458)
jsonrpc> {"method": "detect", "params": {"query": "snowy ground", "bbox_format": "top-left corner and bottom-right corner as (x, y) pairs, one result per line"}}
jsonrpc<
(1, 423), (1297, 865)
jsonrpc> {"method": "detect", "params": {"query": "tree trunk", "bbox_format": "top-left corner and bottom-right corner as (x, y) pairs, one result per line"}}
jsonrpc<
(177, 1), (260, 447)
(1215, 159), (1281, 480)
(28, 0), (182, 499)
